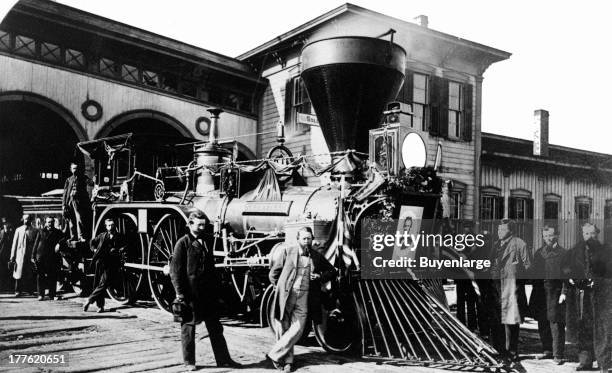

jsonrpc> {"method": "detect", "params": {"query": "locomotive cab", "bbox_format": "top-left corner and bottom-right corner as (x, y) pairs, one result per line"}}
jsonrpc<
(77, 133), (194, 202)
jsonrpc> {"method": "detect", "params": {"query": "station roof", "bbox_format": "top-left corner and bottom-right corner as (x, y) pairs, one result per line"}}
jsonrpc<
(238, 3), (511, 64)
(482, 132), (612, 182)
(8, 0), (259, 82)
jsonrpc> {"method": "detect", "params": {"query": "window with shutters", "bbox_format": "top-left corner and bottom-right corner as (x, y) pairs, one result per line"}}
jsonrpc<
(509, 189), (534, 245)
(575, 196), (592, 223)
(413, 73), (429, 130)
(285, 76), (315, 133)
(449, 180), (466, 221)
(480, 187), (504, 236)
(544, 194), (561, 229)
(448, 81), (462, 139)
(429, 77), (473, 141)
(481, 189), (503, 218)
(396, 72), (429, 130)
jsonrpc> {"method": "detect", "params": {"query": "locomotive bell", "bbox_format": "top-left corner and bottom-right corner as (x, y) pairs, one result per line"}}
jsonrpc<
(300, 36), (406, 161)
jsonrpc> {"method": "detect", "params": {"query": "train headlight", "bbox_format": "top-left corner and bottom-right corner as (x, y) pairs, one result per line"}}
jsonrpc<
(401, 132), (427, 169)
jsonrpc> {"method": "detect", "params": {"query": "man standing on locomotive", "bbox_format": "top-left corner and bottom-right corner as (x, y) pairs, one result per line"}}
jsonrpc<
(83, 217), (125, 313)
(169, 210), (241, 371)
(31, 216), (64, 301)
(62, 162), (91, 242)
(267, 227), (336, 372)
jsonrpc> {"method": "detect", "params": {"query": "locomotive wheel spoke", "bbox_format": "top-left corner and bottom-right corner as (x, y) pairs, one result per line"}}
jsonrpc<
(148, 213), (185, 313)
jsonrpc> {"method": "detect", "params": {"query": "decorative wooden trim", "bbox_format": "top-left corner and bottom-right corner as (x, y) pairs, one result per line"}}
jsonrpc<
(81, 99), (103, 121)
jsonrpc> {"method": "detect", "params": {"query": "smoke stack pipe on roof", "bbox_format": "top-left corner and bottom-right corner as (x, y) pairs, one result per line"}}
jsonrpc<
(414, 15), (428, 28)
(533, 109), (549, 157)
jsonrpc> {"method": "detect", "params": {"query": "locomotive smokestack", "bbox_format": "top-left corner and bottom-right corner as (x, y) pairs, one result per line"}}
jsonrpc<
(300, 36), (406, 159)
(207, 108), (223, 144)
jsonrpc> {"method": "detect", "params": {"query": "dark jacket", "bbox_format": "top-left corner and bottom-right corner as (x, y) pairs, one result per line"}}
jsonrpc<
(0, 227), (14, 262)
(269, 245), (336, 324)
(31, 227), (64, 268)
(529, 243), (567, 323)
(62, 174), (91, 209)
(169, 233), (221, 321)
(90, 231), (126, 285)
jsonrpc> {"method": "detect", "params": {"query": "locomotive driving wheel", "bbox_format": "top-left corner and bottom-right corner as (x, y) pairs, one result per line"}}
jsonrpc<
(147, 213), (185, 313)
(95, 212), (146, 305)
(313, 291), (361, 354)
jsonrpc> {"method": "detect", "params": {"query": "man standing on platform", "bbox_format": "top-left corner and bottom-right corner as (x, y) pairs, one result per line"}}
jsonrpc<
(62, 162), (90, 242)
(529, 225), (567, 364)
(169, 210), (240, 371)
(9, 214), (37, 296)
(31, 216), (64, 301)
(83, 217), (125, 313)
(490, 219), (532, 365)
(563, 223), (612, 371)
(267, 227), (336, 372)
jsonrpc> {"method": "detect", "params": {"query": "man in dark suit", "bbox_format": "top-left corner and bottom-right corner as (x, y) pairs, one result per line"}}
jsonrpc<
(563, 223), (612, 371)
(62, 162), (90, 242)
(83, 217), (125, 313)
(31, 216), (64, 301)
(267, 227), (336, 372)
(0, 217), (15, 291)
(529, 225), (567, 364)
(169, 210), (240, 371)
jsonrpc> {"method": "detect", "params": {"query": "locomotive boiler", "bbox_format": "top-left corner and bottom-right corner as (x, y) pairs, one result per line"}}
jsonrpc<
(74, 35), (501, 369)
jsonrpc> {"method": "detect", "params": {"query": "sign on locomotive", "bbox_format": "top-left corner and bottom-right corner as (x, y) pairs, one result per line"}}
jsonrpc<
(15, 35), (502, 369)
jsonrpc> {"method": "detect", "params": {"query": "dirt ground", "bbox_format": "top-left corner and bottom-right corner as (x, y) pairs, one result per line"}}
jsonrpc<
(0, 292), (600, 373)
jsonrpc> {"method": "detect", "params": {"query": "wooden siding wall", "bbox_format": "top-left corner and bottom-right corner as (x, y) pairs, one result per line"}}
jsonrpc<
(258, 55), (321, 185)
(481, 164), (612, 249)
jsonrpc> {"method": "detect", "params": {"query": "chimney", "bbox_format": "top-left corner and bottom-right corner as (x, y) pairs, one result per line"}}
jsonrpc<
(533, 109), (549, 157)
(414, 15), (429, 28)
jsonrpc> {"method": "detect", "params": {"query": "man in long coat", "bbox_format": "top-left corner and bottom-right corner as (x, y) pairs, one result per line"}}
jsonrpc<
(528, 225), (567, 364)
(169, 210), (240, 371)
(9, 214), (37, 296)
(563, 223), (612, 371)
(31, 216), (64, 300)
(490, 219), (532, 364)
(83, 217), (125, 312)
(0, 217), (15, 291)
(62, 162), (91, 242)
(267, 227), (336, 372)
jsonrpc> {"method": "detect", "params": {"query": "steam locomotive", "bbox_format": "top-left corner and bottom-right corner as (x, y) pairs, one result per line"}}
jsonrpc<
(18, 35), (501, 368)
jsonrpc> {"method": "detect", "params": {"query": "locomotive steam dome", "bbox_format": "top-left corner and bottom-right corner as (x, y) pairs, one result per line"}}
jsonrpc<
(301, 36), (406, 157)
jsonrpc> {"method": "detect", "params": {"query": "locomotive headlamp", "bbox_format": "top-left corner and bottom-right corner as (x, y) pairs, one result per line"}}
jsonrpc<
(401, 132), (427, 168)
